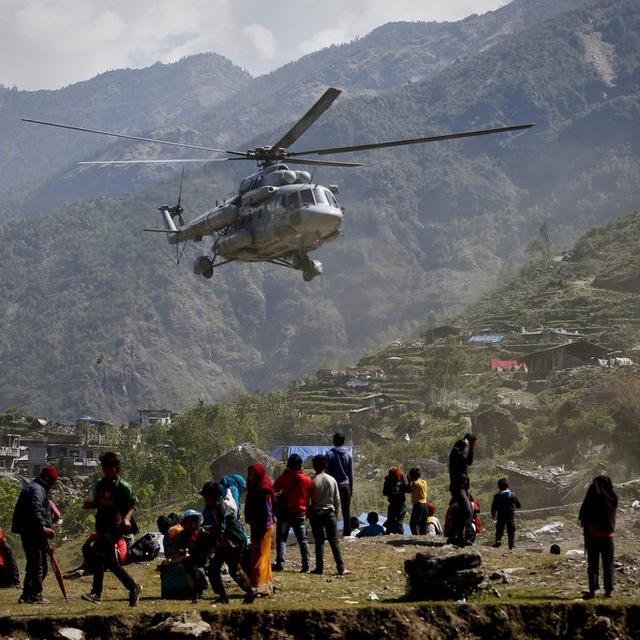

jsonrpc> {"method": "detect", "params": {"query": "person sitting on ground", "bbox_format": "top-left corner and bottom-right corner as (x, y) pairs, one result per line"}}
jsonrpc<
(202, 481), (256, 604)
(491, 478), (521, 549)
(0, 528), (20, 588)
(425, 503), (443, 536)
(349, 516), (361, 537)
(64, 532), (128, 580)
(579, 473), (618, 600)
(165, 510), (208, 602)
(407, 468), (428, 535)
(273, 453), (312, 573)
(383, 467), (408, 535)
(355, 512), (385, 538)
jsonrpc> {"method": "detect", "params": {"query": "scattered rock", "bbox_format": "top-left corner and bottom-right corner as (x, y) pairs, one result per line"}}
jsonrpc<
(57, 629), (85, 640)
(533, 521), (564, 535)
(404, 546), (484, 601)
(565, 549), (585, 558)
(586, 615), (615, 640)
(146, 612), (212, 639)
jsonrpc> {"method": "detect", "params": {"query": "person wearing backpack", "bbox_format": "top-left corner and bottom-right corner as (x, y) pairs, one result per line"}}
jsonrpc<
(273, 454), (312, 572)
(203, 481), (256, 604)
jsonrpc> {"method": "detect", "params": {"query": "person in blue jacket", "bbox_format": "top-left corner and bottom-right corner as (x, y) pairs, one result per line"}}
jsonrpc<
(326, 432), (353, 536)
(11, 466), (58, 604)
(491, 478), (521, 549)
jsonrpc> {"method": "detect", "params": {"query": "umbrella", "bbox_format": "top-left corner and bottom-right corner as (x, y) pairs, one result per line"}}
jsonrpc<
(47, 544), (69, 602)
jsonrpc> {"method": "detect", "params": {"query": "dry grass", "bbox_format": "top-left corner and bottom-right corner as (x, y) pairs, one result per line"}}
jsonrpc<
(2, 522), (640, 623)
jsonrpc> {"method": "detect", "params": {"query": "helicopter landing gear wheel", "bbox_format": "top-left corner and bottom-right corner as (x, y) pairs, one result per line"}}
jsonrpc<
(193, 255), (214, 279)
(302, 258), (323, 282)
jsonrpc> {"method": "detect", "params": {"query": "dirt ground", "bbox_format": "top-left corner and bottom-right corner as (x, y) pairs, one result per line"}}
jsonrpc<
(1, 504), (639, 617)
(0, 503), (638, 639)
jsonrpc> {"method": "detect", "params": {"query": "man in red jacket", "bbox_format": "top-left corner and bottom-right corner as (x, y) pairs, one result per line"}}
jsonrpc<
(273, 454), (312, 572)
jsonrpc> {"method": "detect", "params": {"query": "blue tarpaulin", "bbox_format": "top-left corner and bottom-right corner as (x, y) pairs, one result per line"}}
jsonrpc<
(271, 445), (353, 463)
(469, 334), (503, 344)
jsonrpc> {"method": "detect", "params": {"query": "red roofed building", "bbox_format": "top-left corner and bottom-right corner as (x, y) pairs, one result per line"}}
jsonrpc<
(490, 358), (521, 371)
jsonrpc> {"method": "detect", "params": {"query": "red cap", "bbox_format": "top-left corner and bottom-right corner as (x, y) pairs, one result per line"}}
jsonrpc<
(40, 465), (58, 482)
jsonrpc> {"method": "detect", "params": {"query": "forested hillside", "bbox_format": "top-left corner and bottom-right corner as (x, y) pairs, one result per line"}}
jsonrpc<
(0, 0), (639, 421)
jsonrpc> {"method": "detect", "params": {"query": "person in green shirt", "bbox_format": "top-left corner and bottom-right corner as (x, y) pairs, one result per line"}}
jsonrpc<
(81, 451), (142, 606)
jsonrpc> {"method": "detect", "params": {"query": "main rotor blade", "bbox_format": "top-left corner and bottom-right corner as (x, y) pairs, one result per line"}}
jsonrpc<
(22, 117), (247, 156)
(272, 88), (342, 150)
(284, 157), (362, 168)
(78, 157), (247, 165)
(289, 123), (535, 157)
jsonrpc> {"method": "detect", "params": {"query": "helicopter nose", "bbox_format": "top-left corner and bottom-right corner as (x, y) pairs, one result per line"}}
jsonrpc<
(300, 206), (343, 235)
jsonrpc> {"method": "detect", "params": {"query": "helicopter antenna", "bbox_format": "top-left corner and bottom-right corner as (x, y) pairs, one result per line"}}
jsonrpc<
(175, 168), (186, 226)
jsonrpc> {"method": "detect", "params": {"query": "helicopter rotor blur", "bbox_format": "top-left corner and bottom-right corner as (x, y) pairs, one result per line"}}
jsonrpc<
(23, 88), (533, 282)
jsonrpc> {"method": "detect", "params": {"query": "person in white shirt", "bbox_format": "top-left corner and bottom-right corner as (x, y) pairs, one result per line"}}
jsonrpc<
(307, 455), (347, 575)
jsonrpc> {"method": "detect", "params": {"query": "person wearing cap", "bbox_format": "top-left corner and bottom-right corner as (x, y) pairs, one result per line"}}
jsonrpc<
(11, 465), (57, 604)
(326, 432), (353, 536)
(82, 451), (141, 606)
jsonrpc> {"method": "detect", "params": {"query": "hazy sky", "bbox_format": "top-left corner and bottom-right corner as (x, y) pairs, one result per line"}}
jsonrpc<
(2, 0), (508, 91)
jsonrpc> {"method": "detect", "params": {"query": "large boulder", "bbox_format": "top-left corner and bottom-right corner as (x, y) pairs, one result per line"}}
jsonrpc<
(404, 547), (483, 601)
(404, 458), (447, 477)
(210, 443), (279, 480)
(473, 404), (519, 452)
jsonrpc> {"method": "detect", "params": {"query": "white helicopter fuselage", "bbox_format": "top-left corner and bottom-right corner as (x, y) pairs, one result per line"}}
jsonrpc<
(165, 165), (343, 263)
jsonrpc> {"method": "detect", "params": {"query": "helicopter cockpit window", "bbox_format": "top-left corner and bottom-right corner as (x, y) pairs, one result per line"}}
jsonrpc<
(313, 187), (329, 205)
(286, 192), (301, 210)
(300, 188), (315, 206)
(324, 189), (338, 207)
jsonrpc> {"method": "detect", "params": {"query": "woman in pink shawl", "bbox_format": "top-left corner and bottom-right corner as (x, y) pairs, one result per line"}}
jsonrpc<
(245, 464), (275, 596)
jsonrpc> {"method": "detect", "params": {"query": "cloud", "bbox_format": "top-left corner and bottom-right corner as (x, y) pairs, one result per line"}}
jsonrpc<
(242, 24), (277, 61)
(0, 0), (507, 90)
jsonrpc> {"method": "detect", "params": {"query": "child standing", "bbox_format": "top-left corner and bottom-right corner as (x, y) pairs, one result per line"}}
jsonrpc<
(407, 468), (428, 535)
(491, 478), (521, 549)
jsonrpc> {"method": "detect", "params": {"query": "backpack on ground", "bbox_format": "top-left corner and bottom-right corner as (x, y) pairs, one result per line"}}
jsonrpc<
(127, 532), (161, 563)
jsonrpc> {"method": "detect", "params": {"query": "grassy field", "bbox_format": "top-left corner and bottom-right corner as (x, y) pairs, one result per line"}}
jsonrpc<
(3, 517), (640, 621)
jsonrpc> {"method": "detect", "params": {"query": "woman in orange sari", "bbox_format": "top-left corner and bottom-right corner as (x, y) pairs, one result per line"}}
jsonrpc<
(245, 464), (274, 596)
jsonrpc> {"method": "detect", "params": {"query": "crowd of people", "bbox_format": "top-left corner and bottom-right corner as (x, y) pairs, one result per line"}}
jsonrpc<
(1, 430), (621, 605)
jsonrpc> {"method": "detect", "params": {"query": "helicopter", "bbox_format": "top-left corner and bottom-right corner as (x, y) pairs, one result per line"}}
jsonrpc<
(23, 88), (533, 282)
